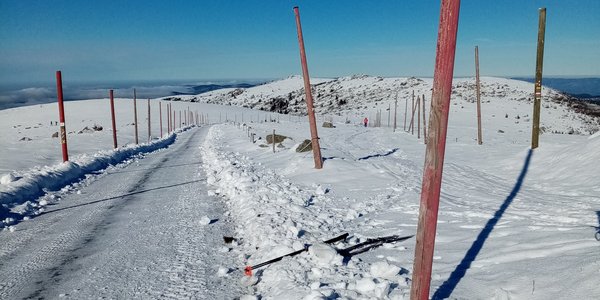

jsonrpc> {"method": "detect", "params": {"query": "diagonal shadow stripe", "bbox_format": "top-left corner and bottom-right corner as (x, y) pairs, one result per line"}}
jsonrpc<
(39, 179), (205, 215)
(432, 149), (533, 299)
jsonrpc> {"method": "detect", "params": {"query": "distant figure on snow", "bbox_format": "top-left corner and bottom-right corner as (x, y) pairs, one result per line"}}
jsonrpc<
(363, 117), (368, 127)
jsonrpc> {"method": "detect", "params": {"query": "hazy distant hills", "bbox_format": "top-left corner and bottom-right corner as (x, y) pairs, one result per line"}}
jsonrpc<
(512, 77), (600, 99)
(172, 83), (258, 95)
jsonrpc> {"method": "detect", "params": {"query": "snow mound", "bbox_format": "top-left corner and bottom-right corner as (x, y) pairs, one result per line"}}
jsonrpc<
(308, 243), (342, 266)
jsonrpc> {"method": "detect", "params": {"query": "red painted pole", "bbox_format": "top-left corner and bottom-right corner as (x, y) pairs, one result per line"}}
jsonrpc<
(159, 101), (163, 137)
(133, 88), (138, 144)
(55, 71), (69, 162)
(294, 6), (323, 169)
(410, 1), (460, 299)
(109, 90), (118, 149)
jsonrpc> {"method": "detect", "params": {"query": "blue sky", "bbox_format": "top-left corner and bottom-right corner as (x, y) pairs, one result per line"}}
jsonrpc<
(0, 0), (598, 84)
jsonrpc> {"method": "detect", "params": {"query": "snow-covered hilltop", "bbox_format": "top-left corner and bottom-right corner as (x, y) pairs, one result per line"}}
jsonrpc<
(163, 75), (599, 136)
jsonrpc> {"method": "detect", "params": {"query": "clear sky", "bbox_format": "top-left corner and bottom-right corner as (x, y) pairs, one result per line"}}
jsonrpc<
(1, 0), (598, 84)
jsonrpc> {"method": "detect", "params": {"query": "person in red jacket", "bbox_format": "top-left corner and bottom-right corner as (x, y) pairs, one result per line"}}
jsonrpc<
(363, 117), (368, 127)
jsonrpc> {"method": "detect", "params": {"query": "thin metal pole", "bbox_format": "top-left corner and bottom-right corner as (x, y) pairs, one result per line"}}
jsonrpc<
(133, 89), (138, 144)
(404, 96), (408, 131)
(410, 0), (460, 299)
(109, 89), (118, 149)
(294, 6), (323, 169)
(55, 71), (69, 162)
(531, 8), (546, 149)
(475, 46), (483, 145)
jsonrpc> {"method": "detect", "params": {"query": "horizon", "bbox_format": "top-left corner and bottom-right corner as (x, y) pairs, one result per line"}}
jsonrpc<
(1, 1), (599, 85)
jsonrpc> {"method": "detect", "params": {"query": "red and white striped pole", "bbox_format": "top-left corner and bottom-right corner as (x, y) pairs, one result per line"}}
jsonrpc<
(55, 71), (69, 162)
(109, 90), (118, 149)
(293, 6), (323, 169)
(410, 0), (460, 299)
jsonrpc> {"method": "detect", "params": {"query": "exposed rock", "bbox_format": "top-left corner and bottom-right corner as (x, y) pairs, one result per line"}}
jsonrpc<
(322, 122), (335, 128)
(266, 134), (287, 144)
(52, 132), (59, 138)
(19, 137), (32, 141)
(296, 139), (312, 152)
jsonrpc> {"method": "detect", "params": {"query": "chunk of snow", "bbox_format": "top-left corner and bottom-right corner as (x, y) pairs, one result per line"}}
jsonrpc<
(217, 266), (230, 277)
(0, 173), (17, 185)
(355, 277), (376, 293)
(370, 261), (401, 279)
(308, 243), (342, 266)
(199, 216), (211, 225)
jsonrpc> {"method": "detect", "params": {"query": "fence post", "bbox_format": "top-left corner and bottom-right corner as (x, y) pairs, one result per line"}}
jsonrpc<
(410, 0), (460, 299)
(417, 95), (421, 139)
(273, 129), (276, 153)
(475, 46), (483, 145)
(133, 89), (138, 144)
(422, 94), (427, 143)
(55, 71), (69, 162)
(294, 6), (323, 169)
(531, 8), (546, 149)
(109, 89), (118, 149)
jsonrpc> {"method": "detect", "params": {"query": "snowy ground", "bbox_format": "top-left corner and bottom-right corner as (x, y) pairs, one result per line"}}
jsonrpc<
(1, 76), (599, 299)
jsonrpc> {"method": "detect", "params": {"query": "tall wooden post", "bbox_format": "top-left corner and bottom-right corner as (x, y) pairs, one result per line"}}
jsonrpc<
(179, 110), (182, 128)
(409, 91), (416, 135)
(475, 46), (483, 145)
(133, 89), (138, 144)
(294, 6), (323, 169)
(109, 89), (118, 149)
(273, 129), (276, 153)
(410, 0), (460, 299)
(422, 94), (427, 143)
(147, 99), (151, 142)
(417, 96), (421, 139)
(55, 71), (69, 162)
(531, 8), (546, 149)
(159, 102), (163, 137)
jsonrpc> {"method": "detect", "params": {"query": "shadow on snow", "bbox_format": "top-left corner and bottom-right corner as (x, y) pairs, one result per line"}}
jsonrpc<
(432, 149), (533, 299)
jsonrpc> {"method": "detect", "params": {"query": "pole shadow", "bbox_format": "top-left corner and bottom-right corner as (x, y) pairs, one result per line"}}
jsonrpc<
(432, 149), (533, 299)
(39, 179), (205, 216)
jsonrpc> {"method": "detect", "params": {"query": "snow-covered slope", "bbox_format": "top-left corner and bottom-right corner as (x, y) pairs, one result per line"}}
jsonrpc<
(168, 75), (599, 136)
(1, 75), (599, 299)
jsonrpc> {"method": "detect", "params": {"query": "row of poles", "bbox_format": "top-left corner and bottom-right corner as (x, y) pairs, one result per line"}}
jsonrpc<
(55, 72), (209, 163)
(298, 3), (545, 299)
(53, 3), (547, 299)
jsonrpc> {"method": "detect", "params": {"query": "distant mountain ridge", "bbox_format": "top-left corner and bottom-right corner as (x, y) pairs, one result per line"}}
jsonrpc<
(512, 77), (600, 98)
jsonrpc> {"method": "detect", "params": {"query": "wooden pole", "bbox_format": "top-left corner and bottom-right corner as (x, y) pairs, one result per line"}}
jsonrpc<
(109, 89), (118, 149)
(55, 71), (69, 162)
(294, 6), (323, 169)
(409, 91), (416, 135)
(410, 0), (460, 299)
(531, 8), (546, 149)
(475, 46), (483, 145)
(418, 96), (422, 139)
(422, 94), (427, 143)
(167, 103), (170, 133)
(147, 99), (151, 142)
(273, 129), (276, 153)
(133, 89), (138, 144)
(387, 103), (391, 127)
(180, 110), (182, 128)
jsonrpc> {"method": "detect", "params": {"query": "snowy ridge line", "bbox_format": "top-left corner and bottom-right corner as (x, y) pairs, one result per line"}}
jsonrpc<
(0, 126), (193, 221)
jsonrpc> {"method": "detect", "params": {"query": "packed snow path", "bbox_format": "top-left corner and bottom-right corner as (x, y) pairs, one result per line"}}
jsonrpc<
(0, 127), (240, 299)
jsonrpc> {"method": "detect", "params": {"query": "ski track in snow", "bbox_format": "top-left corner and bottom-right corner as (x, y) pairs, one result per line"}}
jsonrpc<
(0, 127), (241, 299)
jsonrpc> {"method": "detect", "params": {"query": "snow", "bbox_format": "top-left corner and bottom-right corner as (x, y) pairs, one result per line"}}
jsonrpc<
(1, 75), (599, 299)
